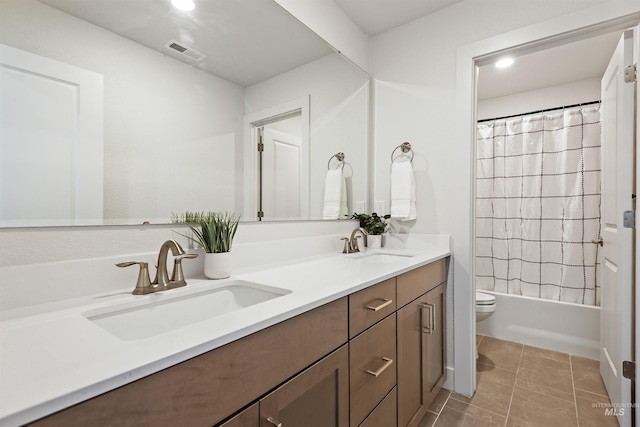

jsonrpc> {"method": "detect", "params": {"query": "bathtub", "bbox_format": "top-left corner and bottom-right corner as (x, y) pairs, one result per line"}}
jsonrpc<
(476, 291), (600, 360)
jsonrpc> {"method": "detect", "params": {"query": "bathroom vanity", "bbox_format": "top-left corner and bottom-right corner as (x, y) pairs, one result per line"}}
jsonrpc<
(0, 235), (449, 427)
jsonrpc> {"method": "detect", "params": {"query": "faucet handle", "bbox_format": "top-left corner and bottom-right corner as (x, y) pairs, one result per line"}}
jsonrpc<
(169, 253), (198, 288)
(351, 235), (362, 253)
(340, 237), (351, 254)
(116, 261), (154, 295)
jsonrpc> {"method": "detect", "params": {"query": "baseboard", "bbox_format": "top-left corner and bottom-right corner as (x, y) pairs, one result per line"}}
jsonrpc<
(443, 366), (454, 391)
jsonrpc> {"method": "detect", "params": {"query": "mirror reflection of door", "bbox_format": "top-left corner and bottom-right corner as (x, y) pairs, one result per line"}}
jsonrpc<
(256, 114), (303, 221)
(0, 43), (103, 227)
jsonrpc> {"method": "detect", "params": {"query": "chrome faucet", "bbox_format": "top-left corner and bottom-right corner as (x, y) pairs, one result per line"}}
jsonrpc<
(341, 227), (368, 253)
(117, 239), (197, 295)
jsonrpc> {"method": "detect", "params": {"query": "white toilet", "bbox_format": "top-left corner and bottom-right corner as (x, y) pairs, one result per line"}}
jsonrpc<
(476, 291), (496, 359)
(475, 291), (496, 322)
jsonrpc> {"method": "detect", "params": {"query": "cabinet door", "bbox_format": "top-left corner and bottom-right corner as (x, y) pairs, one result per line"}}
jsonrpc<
(424, 284), (446, 406)
(396, 283), (446, 427)
(260, 345), (349, 427)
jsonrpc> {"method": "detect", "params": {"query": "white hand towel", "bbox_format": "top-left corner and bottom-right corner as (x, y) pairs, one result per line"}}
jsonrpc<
(323, 169), (347, 219)
(390, 161), (416, 221)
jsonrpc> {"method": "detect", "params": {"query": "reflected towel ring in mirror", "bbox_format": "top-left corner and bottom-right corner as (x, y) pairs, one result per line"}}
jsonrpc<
(391, 142), (414, 163)
(328, 152), (345, 170)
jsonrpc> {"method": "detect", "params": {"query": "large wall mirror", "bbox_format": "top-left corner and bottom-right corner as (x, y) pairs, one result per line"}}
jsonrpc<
(0, 0), (369, 227)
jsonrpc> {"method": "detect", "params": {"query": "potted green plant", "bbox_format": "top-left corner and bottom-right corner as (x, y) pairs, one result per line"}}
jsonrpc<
(173, 211), (240, 279)
(351, 212), (391, 248)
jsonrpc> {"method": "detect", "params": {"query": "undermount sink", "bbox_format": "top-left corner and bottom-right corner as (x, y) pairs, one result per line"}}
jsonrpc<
(348, 251), (416, 263)
(83, 280), (290, 341)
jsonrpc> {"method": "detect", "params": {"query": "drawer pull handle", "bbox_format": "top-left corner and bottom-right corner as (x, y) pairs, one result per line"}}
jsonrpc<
(266, 417), (283, 427)
(421, 303), (436, 334)
(365, 298), (393, 312)
(365, 357), (393, 377)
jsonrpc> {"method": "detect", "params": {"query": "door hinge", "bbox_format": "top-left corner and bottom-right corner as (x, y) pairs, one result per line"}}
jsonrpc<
(623, 360), (636, 380)
(624, 64), (637, 83)
(257, 127), (264, 152)
(257, 211), (264, 218)
(623, 210), (635, 228)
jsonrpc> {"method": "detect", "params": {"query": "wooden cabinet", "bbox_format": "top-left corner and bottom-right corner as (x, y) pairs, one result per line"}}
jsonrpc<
(348, 277), (398, 427)
(260, 345), (349, 427)
(219, 404), (259, 427)
(397, 259), (446, 308)
(424, 283), (446, 406)
(360, 388), (397, 427)
(349, 314), (396, 426)
(397, 278), (447, 427)
(29, 257), (448, 427)
(30, 298), (348, 427)
(348, 277), (396, 338)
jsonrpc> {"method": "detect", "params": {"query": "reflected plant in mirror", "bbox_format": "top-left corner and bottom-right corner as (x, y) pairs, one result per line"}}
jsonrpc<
(172, 211), (240, 254)
(0, 0), (370, 227)
(351, 213), (391, 235)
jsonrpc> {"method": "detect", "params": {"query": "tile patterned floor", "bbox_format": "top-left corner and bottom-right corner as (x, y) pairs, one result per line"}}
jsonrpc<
(419, 335), (618, 427)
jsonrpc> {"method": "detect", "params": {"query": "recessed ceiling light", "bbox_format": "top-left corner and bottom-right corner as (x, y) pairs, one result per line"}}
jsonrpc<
(495, 57), (514, 69)
(171, 0), (195, 11)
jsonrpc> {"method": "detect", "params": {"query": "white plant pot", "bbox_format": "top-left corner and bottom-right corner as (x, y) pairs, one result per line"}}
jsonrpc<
(204, 252), (232, 279)
(367, 234), (383, 249)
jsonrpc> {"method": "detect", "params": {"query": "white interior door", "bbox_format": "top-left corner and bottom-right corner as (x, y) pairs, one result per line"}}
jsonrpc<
(0, 64), (76, 223)
(261, 126), (302, 220)
(600, 29), (635, 427)
(0, 43), (103, 226)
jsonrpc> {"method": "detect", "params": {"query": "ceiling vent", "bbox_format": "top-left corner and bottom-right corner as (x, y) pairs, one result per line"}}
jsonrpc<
(163, 40), (207, 62)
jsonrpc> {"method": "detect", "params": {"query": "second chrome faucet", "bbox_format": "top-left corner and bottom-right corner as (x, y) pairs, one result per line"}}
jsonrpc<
(117, 239), (198, 295)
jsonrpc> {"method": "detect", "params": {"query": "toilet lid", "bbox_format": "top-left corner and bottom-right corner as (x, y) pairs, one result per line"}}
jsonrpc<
(476, 292), (496, 305)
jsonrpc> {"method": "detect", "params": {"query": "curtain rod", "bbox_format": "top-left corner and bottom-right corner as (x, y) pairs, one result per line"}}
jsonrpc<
(477, 100), (601, 123)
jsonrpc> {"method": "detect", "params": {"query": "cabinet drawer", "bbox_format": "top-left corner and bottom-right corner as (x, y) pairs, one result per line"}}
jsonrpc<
(397, 259), (447, 308)
(349, 277), (396, 338)
(218, 403), (258, 427)
(350, 313), (397, 427)
(359, 387), (397, 427)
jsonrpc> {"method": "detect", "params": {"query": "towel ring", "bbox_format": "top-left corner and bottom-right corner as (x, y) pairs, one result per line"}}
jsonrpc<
(391, 142), (414, 163)
(328, 152), (345, 170)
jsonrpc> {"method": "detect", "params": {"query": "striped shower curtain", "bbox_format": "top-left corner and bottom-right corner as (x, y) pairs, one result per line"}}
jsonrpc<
(475, 106), (601, 306)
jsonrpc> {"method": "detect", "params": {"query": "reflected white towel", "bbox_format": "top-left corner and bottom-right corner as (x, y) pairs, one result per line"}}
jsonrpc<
(322, 169), (347, 219)
(390, 161), (416, 221)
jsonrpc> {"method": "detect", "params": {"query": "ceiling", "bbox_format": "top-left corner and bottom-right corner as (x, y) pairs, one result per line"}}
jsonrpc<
(40, 0), (623, 99)
(39, 0), (334, 87)
(477, 31), (622, 100)
(332, 0), (621, 99)
(333, 0), (463, 36)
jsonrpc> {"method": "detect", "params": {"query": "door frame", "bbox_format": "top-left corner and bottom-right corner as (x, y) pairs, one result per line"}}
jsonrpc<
(243, 96), (310, 220)
(455, 4), (640, 398)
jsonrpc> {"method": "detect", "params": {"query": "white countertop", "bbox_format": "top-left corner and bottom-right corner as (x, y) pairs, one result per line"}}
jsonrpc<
(0, 235), (449, 426)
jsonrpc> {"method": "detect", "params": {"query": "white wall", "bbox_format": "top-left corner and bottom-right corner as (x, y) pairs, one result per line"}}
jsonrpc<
(0, 0), (244, 224)
(369, 0), (640, 396)
(478, 78), (600, 120)
(274, 0), (370, 73)
(245, 53), (370, 219)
